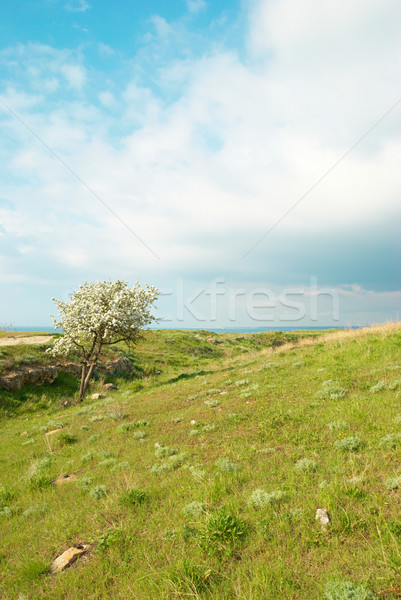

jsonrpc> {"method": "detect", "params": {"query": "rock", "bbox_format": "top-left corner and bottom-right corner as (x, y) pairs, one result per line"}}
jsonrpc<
(315, 508), (330, 528)
(91, 393), (105, 400)
(0, 357), (133, 391)
(53, 474), (77, 485)
(20, 431), (28, 436)
(103, 383), (117, 391)
(51, 544), (89, 573)
(45, 428), (62, 436)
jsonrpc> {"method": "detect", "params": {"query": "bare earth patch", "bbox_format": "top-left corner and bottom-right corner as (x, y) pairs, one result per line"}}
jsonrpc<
(0, 335), (54, 346)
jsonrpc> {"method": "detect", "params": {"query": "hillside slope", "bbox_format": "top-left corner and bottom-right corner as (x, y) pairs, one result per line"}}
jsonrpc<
(0, 325), (400, 599)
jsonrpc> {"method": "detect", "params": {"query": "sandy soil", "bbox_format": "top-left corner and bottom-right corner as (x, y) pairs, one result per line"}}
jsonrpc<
(0, 336), (54, 346)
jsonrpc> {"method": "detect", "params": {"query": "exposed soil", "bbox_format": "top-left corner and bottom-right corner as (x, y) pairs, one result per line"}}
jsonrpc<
(0, 336), (54, 346)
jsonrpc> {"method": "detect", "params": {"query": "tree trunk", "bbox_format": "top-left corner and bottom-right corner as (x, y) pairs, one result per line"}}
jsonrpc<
(83, 361), (96, 393)
(78, 364), (87, 402)
(77, 361), (96, 402)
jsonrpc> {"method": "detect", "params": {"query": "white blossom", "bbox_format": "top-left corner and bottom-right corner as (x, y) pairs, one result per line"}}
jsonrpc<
(48, 280), (158, 400)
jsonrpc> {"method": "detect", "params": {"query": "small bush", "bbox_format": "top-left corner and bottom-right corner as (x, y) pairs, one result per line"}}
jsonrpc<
(155, 446), (177, 459)
(0, 506), (19, 518)
(76, 476), (93, 490)
(22, 504), (48, 519)
(120, 488), (148, 507)
(58, 432), (78, 446)
(389, 379), (401, 390)
(385, 475), (401, 490)
(151, 463), (170, 474)
(324, 580), (376, 600)
(182, 501), (207, 518)
(248, 489), (285, 508)
(187, 465), (207, 481)
(97, 528), (127, 551)
(29, 473), (53, 491)
(108, 411), (128, 421)
(81, 451), (95, 462)
(235, 379), (249, 387)
(316, 380), (347, 400)
(204, 399), (220, 408)
(294, 458), (317, 473)
(199, 508), (248, 555)
(98, 458), (117, 468)
(369, 381), (387, 394)
(215, 457), (240, 473)
(167, 453), (188, 469)
(328, 421), (348, 432)
(334, 437), (362, 452)
(133, 430), (146, 440)
(89, 485), (107, 500)
(379, 434), (401, 449)
(111, 461), (130, 472)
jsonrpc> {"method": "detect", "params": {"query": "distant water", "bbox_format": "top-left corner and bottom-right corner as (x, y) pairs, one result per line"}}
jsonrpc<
(5, 326), (58, 333)
(7, 325), (362, 334)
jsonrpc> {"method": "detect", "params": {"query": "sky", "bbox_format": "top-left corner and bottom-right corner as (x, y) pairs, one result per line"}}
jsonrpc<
(0, 0), (400, 329)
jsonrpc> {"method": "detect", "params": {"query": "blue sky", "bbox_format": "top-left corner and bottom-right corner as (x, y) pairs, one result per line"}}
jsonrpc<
(0, 0), (400, 329)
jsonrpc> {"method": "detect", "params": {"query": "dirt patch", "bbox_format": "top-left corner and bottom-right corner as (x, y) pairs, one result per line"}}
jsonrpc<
(0, 336), (54, 347)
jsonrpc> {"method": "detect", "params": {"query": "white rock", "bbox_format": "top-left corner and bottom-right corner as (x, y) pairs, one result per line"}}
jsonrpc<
(315, 508), (330, 528)
(51, 544), (89, 573)
(91, 393), (105, 400)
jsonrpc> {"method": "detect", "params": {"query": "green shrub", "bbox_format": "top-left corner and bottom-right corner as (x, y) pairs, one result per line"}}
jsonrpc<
(324, 580), (376, 599)
(155, 446), (177, 458)
(215, 457), (240, 473)
(369, 381), (387, 394)
(379, 434), (401, 449)
(120, 488), (148, 507)
(199, 508), (248, 555)
(385, 475), (401, 490)
(248, 489), (285, 508)
(294, 458), (317, 473)
(334, 437), (362, 452)
(182, 501), (207, 518)
(316, 380), (347, 400)
(58, 432), (78, 446)
(89, 485), (107, 500)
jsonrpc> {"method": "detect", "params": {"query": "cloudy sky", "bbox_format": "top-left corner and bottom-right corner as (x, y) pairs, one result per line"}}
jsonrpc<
(0, 0), (400, 329)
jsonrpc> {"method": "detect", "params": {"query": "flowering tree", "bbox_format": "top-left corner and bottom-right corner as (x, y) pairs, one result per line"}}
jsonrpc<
(48, 280), (158, 401)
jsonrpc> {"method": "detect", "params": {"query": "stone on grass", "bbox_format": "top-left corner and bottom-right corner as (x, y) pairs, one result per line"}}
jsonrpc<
(45, 428), (62, 437)
(91, 393), (105, 400)
(315, 508), (330, 528)
(52, 474), (77, 486)
(103, 383), (118, 391)
(51, 544), (89, 573)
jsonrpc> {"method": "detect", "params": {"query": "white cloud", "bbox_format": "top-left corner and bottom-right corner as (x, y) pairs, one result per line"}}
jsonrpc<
(186, 0), (207, 14)
(0, 1), (399, 321)
(64, 0), (90, 12)
(98, 91), (115, 108)
(59, 64), (86, 90)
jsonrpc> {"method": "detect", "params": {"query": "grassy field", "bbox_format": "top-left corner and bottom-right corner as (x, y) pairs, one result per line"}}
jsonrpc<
(0, 325), (401, 599)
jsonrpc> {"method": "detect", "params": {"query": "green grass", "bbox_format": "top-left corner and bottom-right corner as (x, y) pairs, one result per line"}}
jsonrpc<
(0, 325), (400, 598)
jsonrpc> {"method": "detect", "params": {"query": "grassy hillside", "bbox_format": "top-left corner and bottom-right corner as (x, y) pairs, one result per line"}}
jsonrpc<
(0, 325), (401, 599)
